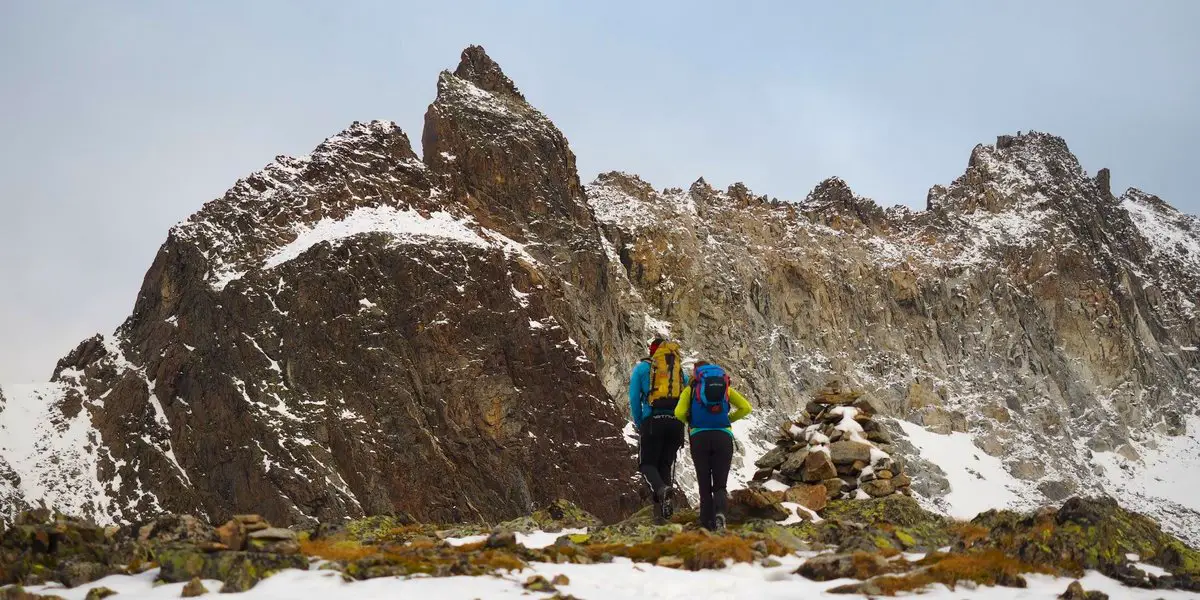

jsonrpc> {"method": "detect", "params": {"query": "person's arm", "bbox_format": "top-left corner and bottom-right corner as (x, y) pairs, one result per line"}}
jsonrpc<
(629, 362), (647, 425)
(728, 388), (752, 423)
(675, 386), (691, 424)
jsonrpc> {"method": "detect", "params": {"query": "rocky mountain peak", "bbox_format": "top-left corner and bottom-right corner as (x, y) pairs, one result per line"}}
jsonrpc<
(452, 45), (525, 101)
(800, 177), (889, 232)
(929, 131), (1092, 214)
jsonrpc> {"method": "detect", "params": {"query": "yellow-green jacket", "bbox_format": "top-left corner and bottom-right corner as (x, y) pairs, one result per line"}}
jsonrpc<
(675, 386), (752, 437)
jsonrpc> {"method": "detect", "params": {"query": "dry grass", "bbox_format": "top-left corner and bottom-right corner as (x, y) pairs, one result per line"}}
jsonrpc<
(869, 550), (1055, 595)
(299, 538), (379, 562)
(949, 522), (991, 547)
(585, 531), (787, 570)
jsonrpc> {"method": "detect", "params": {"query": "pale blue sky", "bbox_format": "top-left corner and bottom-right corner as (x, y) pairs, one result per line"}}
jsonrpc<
(2, 1), (1198, 382)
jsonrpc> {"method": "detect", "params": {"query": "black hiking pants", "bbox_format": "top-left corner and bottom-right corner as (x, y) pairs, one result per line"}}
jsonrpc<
(638, 414), (685, 497)
(690, 430), (734, 529)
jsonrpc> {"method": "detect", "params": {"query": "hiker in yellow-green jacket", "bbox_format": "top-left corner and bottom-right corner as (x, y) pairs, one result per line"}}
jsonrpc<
(675, 360), (752, 531)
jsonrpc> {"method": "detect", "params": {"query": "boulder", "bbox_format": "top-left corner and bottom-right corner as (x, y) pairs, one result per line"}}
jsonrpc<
(232, 515), (269, 534)
(784, 484), (827, 512)
(795, 552), (891, 581)
(851, 395), (884, 416)
(1059, 580), (1109, 600)
(246, 528), (300, 555)
(821, 478), (846, 499)
(83, 588), (116, 600)
(216, 519), (247, 551)
(656, 556), (684, 569)
(754, 445), (790, 470)
(728, 489), (791, 522)
(0, 587), (66, 600)
(181, 577), (209, 598)
(800, 452), (838, 483)
(56, 561), (116, 588)
(861, 479), (894, 498)
(866, 430), (893, 445)
(155, 545), (307, 592)
(829, 441), (873, 465)
(778, 449), (809, 480)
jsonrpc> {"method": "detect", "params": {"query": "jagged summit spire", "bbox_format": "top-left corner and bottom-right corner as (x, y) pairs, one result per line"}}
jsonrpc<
(452, 45), (524, 101)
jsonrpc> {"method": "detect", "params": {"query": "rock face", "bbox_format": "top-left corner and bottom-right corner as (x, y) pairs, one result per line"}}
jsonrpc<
(0, 46), (641, 527)
(0, 49), (1198, 540)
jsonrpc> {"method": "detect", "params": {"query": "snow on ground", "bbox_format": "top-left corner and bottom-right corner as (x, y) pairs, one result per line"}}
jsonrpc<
(444, 529), (587, 549)
(1092, 415), (1200, 545)
(897, 420), (1038, 519)
(0, 382), (116, 523)
(18, 557), (1199, 600)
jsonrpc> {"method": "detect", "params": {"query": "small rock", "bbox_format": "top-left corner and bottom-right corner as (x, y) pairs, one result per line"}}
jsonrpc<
(523, 575), (556, 592)
(486, 530), (517, 548)
(891, 473), (912, 488)
(751, 467), (774, 481)
(181, 578), (208, 598)
(876, 470), (894, 480)
(805, 401), (825, 418)
(760, 558), (783, 568)
(656, 555), (685, 569)
(550, 574), (570, 586)
(84, 588), (117, 600)
(1059, 580), (1109, 600)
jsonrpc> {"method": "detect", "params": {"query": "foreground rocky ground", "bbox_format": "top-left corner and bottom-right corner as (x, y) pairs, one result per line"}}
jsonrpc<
(3, 494), (1199, 598)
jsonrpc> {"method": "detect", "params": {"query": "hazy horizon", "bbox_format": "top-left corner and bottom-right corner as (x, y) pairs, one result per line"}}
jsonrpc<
(2, 1), (1198, 382)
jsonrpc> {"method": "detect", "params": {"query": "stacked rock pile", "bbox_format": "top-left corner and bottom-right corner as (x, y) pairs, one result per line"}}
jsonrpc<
(752, 380), (912, 503)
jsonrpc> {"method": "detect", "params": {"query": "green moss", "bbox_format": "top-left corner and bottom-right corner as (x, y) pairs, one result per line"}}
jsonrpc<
(895, 529), (916, 548)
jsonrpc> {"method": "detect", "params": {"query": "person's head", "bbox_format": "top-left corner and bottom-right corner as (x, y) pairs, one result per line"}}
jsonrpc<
(648, 337), (666, 356)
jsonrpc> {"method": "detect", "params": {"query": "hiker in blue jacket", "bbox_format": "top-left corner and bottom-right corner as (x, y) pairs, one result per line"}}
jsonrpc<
(629, 337), (689, 523)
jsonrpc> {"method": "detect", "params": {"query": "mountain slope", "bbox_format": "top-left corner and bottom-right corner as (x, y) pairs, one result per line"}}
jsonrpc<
(1, 48), (1198, 542)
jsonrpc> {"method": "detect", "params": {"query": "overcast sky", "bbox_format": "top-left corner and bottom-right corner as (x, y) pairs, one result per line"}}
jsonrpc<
(2, 1), (1198, 383)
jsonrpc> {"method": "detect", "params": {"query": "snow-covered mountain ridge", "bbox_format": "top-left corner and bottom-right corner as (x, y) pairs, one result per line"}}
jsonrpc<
(1, 47), (1197, 550)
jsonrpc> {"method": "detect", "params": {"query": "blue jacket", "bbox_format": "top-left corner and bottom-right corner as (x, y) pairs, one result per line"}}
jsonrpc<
(629, 360), (690, 426)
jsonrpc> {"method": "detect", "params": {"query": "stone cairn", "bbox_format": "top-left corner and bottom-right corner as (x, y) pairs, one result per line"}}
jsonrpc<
(752, 380), (911, 506)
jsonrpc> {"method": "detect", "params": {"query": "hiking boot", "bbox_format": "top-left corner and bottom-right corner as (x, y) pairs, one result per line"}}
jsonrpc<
(652, 503), (667, 525)
(658, 485), (675, 521)
(713, 513), (726, 532)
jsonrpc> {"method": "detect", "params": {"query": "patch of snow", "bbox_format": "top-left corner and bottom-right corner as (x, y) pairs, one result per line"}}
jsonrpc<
(897, 420), (1035, 519)
(0, 382), (115, 523)
(444, 529), (587, 549)
(19, 555), (1200, 600)
(762, 479), (790, 493)
(264, 207), (491, 271)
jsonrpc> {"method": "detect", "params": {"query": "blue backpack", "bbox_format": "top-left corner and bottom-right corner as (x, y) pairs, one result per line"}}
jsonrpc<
(689, 363), (731, 429)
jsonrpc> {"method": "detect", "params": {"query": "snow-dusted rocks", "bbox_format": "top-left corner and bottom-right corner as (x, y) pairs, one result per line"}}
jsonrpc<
(751, 381), (911, 504)
(0, 44), (1197, 543)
